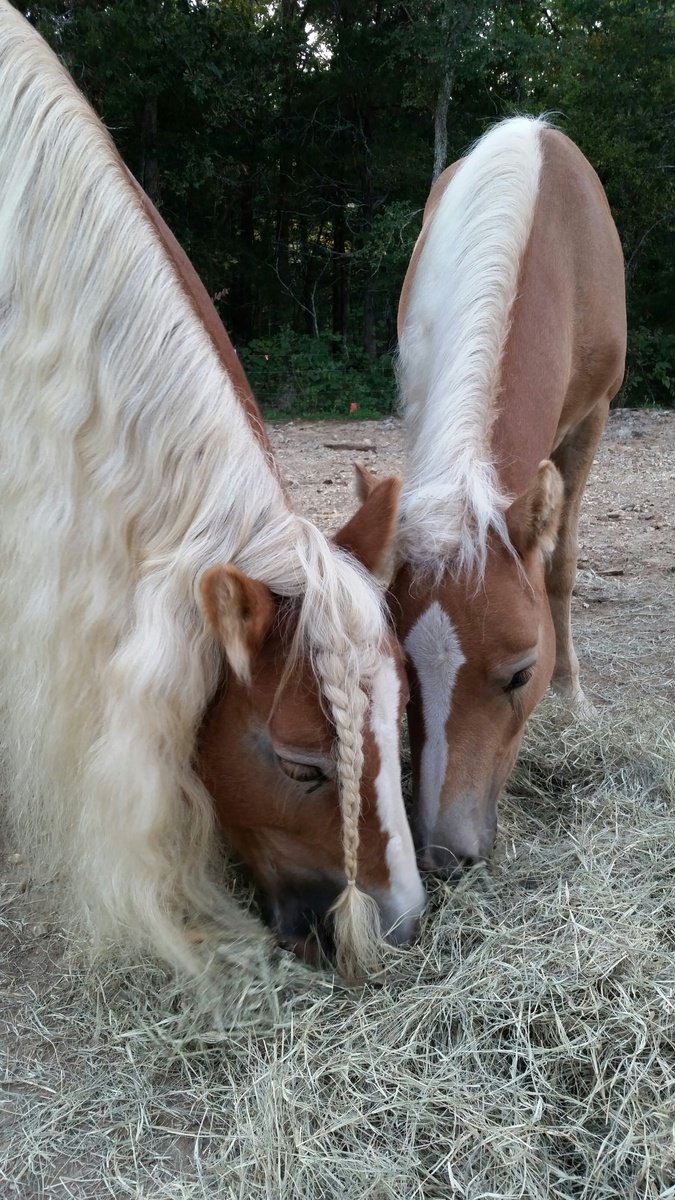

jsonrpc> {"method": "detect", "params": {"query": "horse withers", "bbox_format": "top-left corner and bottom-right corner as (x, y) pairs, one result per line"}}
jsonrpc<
(363, 116), (626, 871)
(0, 2), (424, 976)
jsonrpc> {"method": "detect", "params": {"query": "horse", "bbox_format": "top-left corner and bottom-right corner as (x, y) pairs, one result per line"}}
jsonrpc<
(0, 2), (425, 976)
(359, 116), (626, 870)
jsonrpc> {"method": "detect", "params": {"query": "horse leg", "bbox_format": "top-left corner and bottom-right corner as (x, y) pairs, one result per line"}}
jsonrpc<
(547, 400), (610, 710)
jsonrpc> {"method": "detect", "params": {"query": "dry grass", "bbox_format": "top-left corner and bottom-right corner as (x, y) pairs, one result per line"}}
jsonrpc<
(2, 697), (674, 1199)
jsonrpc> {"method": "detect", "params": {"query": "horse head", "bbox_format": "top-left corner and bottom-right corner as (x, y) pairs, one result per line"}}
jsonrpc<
(198, 475), (426, 965)
(358, 460), (564, 872)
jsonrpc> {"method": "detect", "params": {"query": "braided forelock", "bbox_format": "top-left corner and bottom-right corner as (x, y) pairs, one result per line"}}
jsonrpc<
(289, 523), (387, 978)
(316, 644), (382, 980)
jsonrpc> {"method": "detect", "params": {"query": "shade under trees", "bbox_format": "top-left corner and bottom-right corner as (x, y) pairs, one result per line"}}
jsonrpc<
(16, 0), (675, 412)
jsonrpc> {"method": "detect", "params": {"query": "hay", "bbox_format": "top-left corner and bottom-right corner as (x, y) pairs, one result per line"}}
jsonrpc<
(2, 697), (674, 1199)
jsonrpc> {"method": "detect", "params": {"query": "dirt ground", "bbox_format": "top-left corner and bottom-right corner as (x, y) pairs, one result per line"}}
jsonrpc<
(269, 407), (675, 703)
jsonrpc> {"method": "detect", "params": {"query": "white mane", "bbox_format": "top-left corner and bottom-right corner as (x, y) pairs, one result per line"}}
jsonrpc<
(0, 3), (387, 972)
(397, 115), (546, 577)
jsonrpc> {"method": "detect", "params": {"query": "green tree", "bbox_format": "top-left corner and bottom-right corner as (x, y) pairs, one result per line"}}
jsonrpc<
(14, 0), (674, 409)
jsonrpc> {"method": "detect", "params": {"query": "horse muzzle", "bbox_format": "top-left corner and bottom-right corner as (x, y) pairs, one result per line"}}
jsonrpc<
(416, 790), (498, 872)
(262, 876), (424, 961)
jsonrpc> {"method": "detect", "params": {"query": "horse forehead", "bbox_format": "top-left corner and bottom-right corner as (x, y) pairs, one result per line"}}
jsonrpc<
(430, 555), (539, 642)
(268, 697), (331, 750)
(380, 629), (409, 698)
(404, 600), (466, 688)
(368, 652), (405, 743)
(399, 563), (538, 674)
(258, 652), (332, 748)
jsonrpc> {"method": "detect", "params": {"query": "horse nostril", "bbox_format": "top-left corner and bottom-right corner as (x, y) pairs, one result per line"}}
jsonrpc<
(419, 843), (490, 874)
(418, 803), (497, 873)
(418, 845), (464, 874)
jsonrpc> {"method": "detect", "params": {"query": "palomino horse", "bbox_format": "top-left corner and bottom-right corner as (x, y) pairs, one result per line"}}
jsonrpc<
(0, 3), (424, 974)
(361, 116), (626, 870)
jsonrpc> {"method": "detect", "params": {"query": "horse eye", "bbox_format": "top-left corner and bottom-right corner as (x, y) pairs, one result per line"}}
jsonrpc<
(504, 667), (533, 694)
(277, 757), (326, 787)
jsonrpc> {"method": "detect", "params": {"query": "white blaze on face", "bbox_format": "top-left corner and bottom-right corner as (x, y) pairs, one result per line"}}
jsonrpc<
(369, 655), (426, 937)
(404, 602), (465, 839)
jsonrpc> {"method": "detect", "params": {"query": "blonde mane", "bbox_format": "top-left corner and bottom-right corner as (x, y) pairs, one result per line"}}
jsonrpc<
(397, 115), (546, 579)
(0, 3), (383, 974)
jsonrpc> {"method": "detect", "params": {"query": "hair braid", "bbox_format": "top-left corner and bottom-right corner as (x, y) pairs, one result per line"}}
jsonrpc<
(316, 646), (382, 980)
(288, 525), (389, 980)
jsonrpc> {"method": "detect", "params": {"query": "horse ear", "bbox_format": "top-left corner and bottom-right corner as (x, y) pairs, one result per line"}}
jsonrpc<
(200, 565), (275, 685)
(354, 461), (381, 502)
(334, 474), (402, 582)
(506, 460), (564, 559)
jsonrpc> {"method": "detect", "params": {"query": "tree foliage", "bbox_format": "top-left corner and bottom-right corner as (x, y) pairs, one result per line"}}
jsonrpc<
(16, 0), (675, 410)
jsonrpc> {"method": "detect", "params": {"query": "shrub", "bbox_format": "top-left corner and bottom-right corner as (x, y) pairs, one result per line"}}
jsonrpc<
(240, 330), (397, 419)
(619, 324), (675, 408)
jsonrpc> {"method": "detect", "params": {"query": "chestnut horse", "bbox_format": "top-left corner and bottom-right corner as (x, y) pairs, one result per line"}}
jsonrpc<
(0, 3), (424, 974)
(362, 117), (626, 870)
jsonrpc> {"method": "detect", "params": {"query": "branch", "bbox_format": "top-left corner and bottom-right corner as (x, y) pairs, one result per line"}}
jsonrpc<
(539, 6), (561, 37)
(625, 213), (674, 278)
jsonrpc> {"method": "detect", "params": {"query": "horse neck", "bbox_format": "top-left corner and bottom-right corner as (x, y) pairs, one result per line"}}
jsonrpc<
(490, 139), (572, 501)
(492, 127), (626, 501)
(397, 117), (548, 574)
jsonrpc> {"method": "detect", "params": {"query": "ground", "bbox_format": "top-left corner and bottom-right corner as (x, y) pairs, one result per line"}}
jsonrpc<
(1, 409), (673, 1199)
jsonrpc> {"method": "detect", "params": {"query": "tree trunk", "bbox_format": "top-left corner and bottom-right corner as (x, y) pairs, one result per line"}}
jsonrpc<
(230, 175), (255, 344)
(332, 207), (350, 342)
(432, 69), (452, 184)
(299, 216), (319, 337)
(274, 0), (299, 296)
(431, 2), (472, 185)
(363, 285), (377, 359)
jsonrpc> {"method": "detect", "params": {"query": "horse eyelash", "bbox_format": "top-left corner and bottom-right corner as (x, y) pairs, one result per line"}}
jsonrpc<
(305, 777), (326, 795)
(504, 667), (533, 694)
(277, 757), (328, 790)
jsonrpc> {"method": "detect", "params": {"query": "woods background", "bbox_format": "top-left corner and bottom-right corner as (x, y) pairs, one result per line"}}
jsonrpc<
(17, 0), (674, 415)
